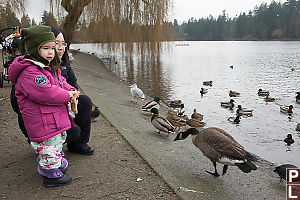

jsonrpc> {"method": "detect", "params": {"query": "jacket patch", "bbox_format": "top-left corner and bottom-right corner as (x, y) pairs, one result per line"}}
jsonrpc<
(35, 75), (47, 86)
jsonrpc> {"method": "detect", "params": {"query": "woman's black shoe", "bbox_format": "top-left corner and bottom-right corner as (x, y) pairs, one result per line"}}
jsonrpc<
(68, 145), (94, 155)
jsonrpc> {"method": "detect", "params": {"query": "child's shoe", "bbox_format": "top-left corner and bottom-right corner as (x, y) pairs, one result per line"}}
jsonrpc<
(38, 166), (72, 187)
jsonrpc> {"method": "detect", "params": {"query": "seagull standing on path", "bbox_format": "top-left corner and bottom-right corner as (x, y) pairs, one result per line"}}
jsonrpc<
(130, 84), (145, 102)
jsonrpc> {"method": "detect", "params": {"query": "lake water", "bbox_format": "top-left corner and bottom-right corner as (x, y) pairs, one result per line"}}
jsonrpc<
(71, 41), (300, 167)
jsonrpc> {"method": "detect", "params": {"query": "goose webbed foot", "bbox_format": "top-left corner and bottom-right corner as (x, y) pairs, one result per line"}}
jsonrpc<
(205, 170), (220, 177)
(165, 132), (171, 137)
(222, 165), (228, 176)
(206, 162), (220, 177)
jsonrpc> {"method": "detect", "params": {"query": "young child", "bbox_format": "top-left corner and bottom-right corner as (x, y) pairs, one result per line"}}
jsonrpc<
(8, 25), (79, 187)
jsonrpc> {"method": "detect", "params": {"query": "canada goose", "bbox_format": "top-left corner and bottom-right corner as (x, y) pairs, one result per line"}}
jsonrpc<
(284, 134), (295, 145)
(229, 90), (240, 97)
(130, 84), (145, 102)
(168, 100), (182, 108)
(174, 127), (257, 177)
(236, 105), (253, 116)
(280, 105), (293, 114)
(258, 89), (269, 96)
(142, 97), (161, 113)
(228, 115), (241, 124)
(200, 88), (208, 95)
(177, 104), (185, 117)
(150, 108), (175, 137)
(264, 95), (275, 102)
(220, 99), (235, 109)
(166, 111), (186, 131)
(203, 81), (213, 86)
(274, 164), (298, 181)
(191, 109), (203, 121)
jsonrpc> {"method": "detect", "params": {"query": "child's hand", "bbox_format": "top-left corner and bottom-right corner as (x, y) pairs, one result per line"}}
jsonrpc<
(69, 91), (80, 99)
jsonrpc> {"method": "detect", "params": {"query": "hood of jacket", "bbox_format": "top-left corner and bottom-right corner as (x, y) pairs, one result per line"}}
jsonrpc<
(9, 54), (47, 83)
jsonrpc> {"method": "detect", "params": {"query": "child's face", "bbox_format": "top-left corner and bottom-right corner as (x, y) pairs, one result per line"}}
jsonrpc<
(39, 42), (56, 62)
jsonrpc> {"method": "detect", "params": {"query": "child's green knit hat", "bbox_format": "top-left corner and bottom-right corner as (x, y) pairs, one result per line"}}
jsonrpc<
(21, 25), (56, 66)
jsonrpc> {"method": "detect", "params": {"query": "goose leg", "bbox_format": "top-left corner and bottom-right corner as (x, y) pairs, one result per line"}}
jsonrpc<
(222, 165), (228, 175)
(165, 132), (170, 137)
(205, 162), (220, 177)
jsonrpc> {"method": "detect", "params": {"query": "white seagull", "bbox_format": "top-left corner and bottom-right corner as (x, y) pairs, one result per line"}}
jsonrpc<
(130, 84), (145, 102)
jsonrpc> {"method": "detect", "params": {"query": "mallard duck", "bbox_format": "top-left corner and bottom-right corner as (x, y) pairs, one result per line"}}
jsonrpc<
(229, 90), (240, 97)
(200, 88), (208, 95)
(177, 104), (185, 117)
(236, 105), (253, 116)
(174, 127), (257, 177)
(166, 111), (186, 131)
(203, 81), (213, 86)
(258, 89), (269, 96)
(150, 108), (175, 137)
(185, 117), (206, 128)
(191, 109), (203, 121)
(228, 115), (240, 124)
(280, 105), (293, 114)
(284, 134), (295, 145)
(274, 164), (298, 181)
(296, 123), (300, 131)
(168, 100), (182, 108)
(142, 97), (161, 113)
(264, 95), (275, 102)
(220, 99), (235, 109)
(130, 84), (145, 101)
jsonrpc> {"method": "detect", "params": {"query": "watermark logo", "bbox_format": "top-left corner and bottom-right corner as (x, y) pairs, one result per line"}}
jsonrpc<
(287, 168), (300, 200)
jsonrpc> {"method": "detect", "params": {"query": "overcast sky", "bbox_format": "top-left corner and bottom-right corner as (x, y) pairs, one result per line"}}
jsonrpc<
(26, 0), (277, 23)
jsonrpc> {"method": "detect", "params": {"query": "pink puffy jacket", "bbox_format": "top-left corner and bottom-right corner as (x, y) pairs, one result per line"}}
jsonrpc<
(9, 55), (75, 142)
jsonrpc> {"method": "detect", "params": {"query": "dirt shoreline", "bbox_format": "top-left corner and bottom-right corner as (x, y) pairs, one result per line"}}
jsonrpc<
(0, 58), (179, 199)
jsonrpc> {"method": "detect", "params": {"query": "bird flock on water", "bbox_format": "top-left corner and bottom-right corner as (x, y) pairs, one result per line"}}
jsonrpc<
(128, 76), (300, 181)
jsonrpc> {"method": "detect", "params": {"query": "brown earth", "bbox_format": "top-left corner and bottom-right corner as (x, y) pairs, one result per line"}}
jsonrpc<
(0, 82), (179, 198)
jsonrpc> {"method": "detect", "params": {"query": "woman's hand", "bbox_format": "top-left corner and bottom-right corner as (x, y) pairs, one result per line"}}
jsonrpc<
(69, 91), (80, 99)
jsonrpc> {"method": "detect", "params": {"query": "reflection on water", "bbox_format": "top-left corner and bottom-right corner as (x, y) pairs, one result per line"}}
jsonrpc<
(71, 41), (300, 167)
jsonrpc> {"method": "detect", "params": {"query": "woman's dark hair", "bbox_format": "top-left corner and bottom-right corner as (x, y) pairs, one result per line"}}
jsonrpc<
(48, 25), (70, 66)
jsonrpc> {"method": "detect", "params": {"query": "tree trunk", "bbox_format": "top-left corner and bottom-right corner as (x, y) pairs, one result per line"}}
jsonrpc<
(61, 0), (93, 47)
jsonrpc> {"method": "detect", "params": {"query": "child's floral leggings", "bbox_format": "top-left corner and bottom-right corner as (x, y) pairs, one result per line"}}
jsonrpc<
(31, 131), (67, 169)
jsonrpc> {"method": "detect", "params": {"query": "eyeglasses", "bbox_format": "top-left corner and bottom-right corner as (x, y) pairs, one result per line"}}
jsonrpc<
(55, 41), (67, 48)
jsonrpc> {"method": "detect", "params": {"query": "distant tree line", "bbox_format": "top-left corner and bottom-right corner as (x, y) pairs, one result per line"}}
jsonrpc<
(173, 0), (300, 40)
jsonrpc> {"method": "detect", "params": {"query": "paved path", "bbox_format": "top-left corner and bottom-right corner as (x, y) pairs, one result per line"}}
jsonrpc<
(72, 51), (286, 200)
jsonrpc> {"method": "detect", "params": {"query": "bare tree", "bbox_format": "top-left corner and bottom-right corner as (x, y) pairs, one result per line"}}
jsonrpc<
(49, 0), (172, 48)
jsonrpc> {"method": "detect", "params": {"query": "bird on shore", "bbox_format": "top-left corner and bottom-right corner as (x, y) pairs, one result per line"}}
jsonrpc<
(296, 123), (300, 131)
(150, 108), (175, 137)
(284, 134), (295, 145)
(220, 99), (235, 109)
(280, 105), (293, 114)
(168, 100), (183, 108)
(142, 97), (161, 113)
(130, 84), (145, 102)
(203, 81), (213, 86)
(184, 116), (206, 128)
(166, 111), (186, 131)
(296, 92), (300, 103)
(173, 127), (257, 177)
(177, 104), (185, 117)
(274, 164), (298, 181)
(258, 89), (269, 96)
(229, 90), (240, 97)
(91, 106), (100, 122)
(230, 65), (233, 69)
(191, 109), (203, 121)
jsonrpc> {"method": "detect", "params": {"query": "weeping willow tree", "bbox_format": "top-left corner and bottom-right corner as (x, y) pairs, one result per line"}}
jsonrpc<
(49, 0), (173, 53)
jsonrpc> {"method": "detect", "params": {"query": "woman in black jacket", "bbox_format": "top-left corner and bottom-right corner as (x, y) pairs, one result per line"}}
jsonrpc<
(10, 26), (95, 155)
